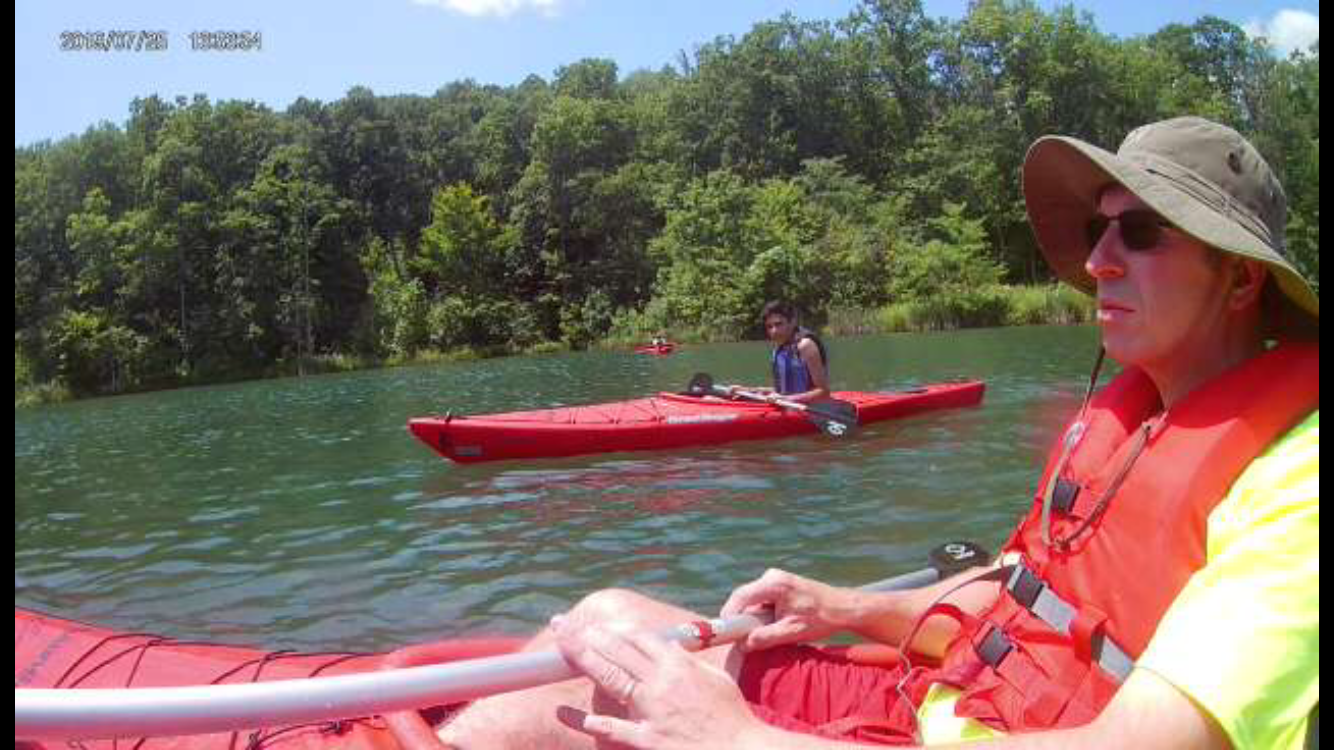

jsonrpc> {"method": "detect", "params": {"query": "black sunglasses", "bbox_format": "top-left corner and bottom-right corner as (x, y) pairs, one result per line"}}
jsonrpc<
(1085, 210), (1174, 252)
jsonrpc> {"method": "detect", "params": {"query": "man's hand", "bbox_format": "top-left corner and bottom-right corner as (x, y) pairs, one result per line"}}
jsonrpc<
(552, 616), (769, 750)
(720, 569), (856, 651)
(728, 385), (774, 399)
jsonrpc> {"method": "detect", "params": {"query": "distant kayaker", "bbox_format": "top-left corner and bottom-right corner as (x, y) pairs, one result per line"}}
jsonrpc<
(725, 300), (830, 405)
(437, 117), (1318, 749)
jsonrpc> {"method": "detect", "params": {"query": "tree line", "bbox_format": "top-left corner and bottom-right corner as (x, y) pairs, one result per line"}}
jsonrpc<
(15, 0), (1320, 399)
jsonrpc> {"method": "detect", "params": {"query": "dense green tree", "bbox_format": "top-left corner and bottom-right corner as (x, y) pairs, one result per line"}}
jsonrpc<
(414, 182), (513, 300)
(217, 144), (353, 368)
(13, 1), (1319, 399)
(1252, 43), (1319, 291)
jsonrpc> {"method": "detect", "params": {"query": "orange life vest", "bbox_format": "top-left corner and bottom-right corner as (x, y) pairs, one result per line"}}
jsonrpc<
(923, 342), (1319, 732)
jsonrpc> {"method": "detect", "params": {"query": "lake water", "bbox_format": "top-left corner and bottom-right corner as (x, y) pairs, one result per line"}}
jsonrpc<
(15, 324), (1106, 651)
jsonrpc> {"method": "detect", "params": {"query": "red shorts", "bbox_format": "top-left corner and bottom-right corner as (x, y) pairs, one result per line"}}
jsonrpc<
(737, 644), (920, 746)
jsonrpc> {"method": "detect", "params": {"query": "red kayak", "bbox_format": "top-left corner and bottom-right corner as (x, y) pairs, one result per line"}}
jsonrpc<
(408, 381), (985, 463)
(14, 607), (523, 750)
(633, 343), (676, 355)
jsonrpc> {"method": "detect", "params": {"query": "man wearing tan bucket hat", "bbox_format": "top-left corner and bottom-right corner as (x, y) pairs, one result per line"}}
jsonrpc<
(436, 117), (1317, 750)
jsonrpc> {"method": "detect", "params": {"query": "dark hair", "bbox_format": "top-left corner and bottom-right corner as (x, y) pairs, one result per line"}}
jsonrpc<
(761, 300), (796, 322)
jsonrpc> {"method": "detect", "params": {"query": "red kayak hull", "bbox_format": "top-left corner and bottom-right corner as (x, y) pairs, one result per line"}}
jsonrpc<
(633, 343), (676, 355)
(14, 607), (522, 750)
(408, 381), (985, 463)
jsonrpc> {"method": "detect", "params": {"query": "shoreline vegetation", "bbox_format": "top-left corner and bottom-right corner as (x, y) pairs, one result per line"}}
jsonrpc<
(16, 287), (1092, 408)
(15, 3), (1316, 408)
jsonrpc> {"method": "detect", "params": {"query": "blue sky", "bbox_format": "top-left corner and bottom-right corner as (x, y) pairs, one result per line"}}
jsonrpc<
(15, 0), (1321, 147)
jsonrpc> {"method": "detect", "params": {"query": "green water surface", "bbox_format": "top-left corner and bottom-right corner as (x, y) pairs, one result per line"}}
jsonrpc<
(15, 325), (1103, 651)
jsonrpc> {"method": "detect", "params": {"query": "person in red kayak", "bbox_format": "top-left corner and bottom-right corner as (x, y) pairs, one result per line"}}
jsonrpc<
(724, 300), (831, 405)
(438, 117), (1318, 749)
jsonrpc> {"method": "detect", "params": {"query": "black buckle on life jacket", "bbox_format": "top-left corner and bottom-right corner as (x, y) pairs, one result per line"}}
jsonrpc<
(1051, 477), (1080, 514)
(977, 625), (1014, 668)
(1008, 565), (1046, 610)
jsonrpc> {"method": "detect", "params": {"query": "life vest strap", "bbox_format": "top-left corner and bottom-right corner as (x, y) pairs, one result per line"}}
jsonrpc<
(976, 625), (1014, 667)
(1092, 634), (1135, 683)
(1007, 565), (1075, 635)
(1002, 563), (1135, 684)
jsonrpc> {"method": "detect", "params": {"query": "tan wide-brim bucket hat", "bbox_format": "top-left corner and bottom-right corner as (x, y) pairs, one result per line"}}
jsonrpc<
(1023, 116), (1318, 335)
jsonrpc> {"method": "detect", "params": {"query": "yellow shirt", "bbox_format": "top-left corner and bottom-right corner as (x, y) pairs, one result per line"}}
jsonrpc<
(916, 411), (1320, 748)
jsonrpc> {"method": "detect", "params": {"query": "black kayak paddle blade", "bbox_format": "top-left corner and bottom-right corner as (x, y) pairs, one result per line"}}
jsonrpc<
(805, 400), (858, 437)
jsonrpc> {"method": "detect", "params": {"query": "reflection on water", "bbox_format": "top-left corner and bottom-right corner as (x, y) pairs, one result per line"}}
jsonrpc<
(16, 325), (1101, 650)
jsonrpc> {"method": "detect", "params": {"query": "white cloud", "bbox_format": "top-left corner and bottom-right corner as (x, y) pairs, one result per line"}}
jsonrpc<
(412, 0), (564, 17)
(1243, 9), (1320, 56)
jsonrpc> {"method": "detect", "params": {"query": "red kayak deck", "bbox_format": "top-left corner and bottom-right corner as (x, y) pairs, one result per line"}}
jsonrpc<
(409, 380), (985, 463)
(14, 607), (522, 750)
(633, 343), (676, 355)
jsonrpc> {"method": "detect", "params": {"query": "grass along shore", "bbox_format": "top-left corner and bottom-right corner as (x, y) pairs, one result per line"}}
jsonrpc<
(826, 283), (1093, 336)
